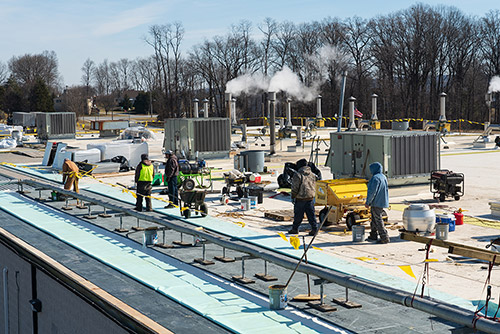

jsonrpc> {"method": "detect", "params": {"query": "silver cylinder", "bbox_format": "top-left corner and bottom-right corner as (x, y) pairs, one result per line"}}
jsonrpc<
(439, 92), (447, 122)
(231, 98), (237, 124)
(203, 98), (209, 118)
(371, 94), (378, 121)
(268, 92), (276, 155)
(295, 126), (302, 146)
(193, 98), (199, 118)
(316, 95), (322, 119)
(348, 96), (357, 130)
(225, 93), (232, 120)
(286, 98), (292, 127)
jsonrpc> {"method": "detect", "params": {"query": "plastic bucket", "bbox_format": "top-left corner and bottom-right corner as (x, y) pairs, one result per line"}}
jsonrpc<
(249, 196), (257, 209)
(454, 212), (464, 225)
(436, 223), (449, 240)
(143, 228), (158, 246)
(352, 225), (365, 243)
(240, 198), (250, 211)
(269, 285), (288, 310)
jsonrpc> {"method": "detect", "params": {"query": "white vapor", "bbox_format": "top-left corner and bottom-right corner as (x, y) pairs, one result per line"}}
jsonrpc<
(225, 45), (348, 102)
(488, 76), (500, 93)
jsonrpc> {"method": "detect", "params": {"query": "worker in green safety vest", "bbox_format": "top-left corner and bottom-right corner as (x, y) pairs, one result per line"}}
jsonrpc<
(134, 153), (153, 211)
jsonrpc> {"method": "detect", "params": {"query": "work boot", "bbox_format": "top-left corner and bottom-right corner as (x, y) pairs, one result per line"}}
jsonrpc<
(288, 229), (299, 234)
(134, 207), (142, 212)
(308, 230), (318, 236)
(164, 204), (175, 209)
(377, 238), (390, 244)
(366, 234), (378, 242)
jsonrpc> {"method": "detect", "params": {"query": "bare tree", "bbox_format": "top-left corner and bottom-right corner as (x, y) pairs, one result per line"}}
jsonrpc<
(8, 50), (60, 90)
(81, 58), (95, 97)
(259, 18), (277, 75)
(64, 85), (88, 118)
(0, 61), (8, 85)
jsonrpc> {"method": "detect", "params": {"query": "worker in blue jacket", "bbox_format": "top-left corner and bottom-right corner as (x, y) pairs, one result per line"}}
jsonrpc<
(365, 162), (390, 244)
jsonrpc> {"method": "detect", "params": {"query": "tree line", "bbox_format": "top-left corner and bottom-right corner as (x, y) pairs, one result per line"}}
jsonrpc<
(0, 4), (499, 126)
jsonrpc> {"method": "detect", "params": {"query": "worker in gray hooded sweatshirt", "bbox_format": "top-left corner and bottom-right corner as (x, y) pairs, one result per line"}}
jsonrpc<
(365, 162), (390, 243)
(289, 164), (319, 236)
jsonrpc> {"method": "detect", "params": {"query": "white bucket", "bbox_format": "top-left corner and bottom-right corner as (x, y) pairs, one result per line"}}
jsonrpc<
(249, 196), (257, 209)
(240, 198), (250, 211)
(143, 228), (158, 246)
(352, 225), (365, 243)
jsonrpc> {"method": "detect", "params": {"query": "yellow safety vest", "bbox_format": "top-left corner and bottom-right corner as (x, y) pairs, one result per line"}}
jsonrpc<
(139, 164), (154, 182)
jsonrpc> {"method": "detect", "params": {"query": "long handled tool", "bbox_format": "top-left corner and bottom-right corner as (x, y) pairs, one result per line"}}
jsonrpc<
(284, 205), (333, 289)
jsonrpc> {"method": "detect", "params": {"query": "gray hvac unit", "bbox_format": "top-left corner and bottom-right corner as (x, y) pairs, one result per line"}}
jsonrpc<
(12, 112), (41, 127)
(328, 130), (440, 185)
(163, 117), (231, 160)
(36, 112), (76, 140)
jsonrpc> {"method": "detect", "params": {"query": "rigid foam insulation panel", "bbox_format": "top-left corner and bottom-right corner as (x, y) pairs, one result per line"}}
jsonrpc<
(163, 118), (230, 160)
(87, 141), (148, 167)
(73, 148), (101, 164)
(328, 130), (440, 185)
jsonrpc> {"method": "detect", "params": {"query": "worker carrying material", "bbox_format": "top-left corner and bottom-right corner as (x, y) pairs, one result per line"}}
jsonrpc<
(135, 154), (153, 212)
(164, 150), (179, 208)
(62, 158), (80, 193)
(365, 162), (390, 244)
(289, 163), (319, 236)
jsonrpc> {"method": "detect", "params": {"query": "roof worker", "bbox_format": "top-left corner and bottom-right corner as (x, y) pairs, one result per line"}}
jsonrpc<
(288, 161), (319, 236)
(365, 162), (390, 244)
(164, 150), (179, 209)
(62, 158), (81, 204)
(134, 153), (153, 212)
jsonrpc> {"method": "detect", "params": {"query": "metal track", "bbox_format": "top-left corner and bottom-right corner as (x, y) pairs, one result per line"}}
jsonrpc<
(1, 165), (500, 333)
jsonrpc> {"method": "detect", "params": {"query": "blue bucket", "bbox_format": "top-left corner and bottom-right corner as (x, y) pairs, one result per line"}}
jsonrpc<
(437, 214), (456, 232)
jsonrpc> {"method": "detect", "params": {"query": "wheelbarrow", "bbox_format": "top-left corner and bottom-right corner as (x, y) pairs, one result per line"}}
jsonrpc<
(179, 189), (208, 219)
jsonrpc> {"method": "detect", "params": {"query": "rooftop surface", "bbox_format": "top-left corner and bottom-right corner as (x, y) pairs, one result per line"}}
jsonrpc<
(1, 123), (499, 333)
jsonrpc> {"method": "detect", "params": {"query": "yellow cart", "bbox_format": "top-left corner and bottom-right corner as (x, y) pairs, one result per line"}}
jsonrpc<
(315, 178), (385, 230)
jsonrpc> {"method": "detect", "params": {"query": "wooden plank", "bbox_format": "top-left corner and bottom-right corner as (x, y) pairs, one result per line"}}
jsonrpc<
(400, 232), (500, 264)
(264, 212), (292, 221)
(448, 246), (500, 264)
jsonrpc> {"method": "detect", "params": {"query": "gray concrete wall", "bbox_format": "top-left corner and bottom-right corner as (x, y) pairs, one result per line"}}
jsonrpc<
(0, 242), (128, 334)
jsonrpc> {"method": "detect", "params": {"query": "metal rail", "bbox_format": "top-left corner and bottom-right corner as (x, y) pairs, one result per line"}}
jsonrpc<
(1, 170), (499, 333)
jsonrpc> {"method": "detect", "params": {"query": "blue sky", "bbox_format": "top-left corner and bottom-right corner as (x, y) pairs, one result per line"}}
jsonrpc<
(0, 0), (498, 86)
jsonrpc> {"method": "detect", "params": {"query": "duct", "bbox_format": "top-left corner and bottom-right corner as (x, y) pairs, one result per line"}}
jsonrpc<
(231, 98), (237, 125)
(268, 92), (276, 155)
(439, 92), (447, 122)
(224, 93), (232, 121)
(316, 95), (322, 119)
(203, 99), (209, 118)
(347, 96), (357, 131)
(3, 267), (8, 334)
(371, 94), (378, 121)
(285, 98), (292, 127)
(13, 177), (500, 333)
(193, 98), (199, 118)
(279, 127), (302, 146)
(337, 71), (347, 132)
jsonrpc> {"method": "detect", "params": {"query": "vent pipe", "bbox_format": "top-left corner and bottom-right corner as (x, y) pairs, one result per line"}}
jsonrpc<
(337, 71), (348, 132)
(224, 93), (232, 120)
(203, 98), (209, 118)
(231, 98), (237, 124)
(286, 98), (292, 127)
(371, 94), (378, 121)
(193, 98), (199, 118)
(439, 92), (447, 122)
(268, 92), (276, 155)
(316, 95), (322, 119)
(347, 96), (357, 130)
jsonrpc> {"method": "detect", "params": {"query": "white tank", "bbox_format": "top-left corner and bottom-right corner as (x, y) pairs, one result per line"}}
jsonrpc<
(403, 204), (436, 233)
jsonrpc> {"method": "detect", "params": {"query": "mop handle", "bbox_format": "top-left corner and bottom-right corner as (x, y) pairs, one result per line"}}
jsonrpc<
(285, 205), (333, 288)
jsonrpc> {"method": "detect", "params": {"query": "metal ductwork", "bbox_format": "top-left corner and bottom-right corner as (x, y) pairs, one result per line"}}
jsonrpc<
(203, 99), (209, 118)
(286, 98), (292, 127)
(439, 92), (447, 122)
(371, 94), (378, 121)
(224, 93), (232, 121)
(231, 98), (237, 125)
(268, 92), (276, 155)
(347, 96), (357, 131)
(316, 95), (322, 119)
(193, 98), (199, 118)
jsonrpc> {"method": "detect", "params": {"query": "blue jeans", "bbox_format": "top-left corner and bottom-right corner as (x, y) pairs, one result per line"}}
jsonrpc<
(292, 200), (318, 231)
(168, 177), (179, 205)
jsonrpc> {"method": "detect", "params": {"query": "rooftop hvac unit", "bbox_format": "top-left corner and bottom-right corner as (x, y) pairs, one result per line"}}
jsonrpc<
(36, 112), (76, 140)
(328, 130), (440, 185)
(163, 118), (231, 160)
(12, 112), (41, 127)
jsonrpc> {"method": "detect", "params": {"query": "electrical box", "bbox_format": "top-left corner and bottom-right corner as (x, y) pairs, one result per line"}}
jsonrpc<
(328, 130), (440, 185)
(163, 118), (231, 160)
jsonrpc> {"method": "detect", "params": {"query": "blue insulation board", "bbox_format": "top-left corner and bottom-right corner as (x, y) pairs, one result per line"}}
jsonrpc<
(2, 165), (481, 312)
(0, 191), (349, 334)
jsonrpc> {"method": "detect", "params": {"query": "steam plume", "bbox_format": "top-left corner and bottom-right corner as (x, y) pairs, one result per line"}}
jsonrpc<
(488, 76), (500, 93)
